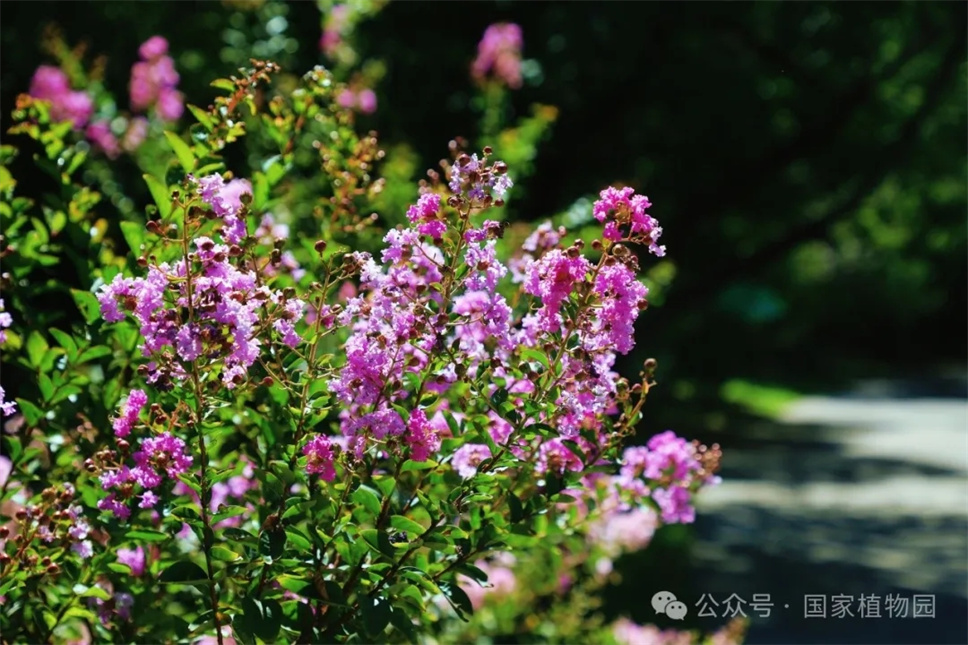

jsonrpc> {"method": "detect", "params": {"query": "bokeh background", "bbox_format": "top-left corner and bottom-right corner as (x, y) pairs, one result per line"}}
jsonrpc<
(1, 1), (965, 643)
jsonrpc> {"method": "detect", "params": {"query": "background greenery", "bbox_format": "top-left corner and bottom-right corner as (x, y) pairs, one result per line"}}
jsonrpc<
(2, 1), (965, 642)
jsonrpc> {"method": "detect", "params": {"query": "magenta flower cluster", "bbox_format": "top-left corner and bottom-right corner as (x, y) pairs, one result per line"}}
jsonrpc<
(98, 430), (192, 519)
(112, 389), (147, 437)
(324, 153), (665, 484)
(27, 66), (94, 130)
(97, 175), (305, 389)
(337, 87), (377, 115)
(593, 186), (666, 257)
(471, 23), (524, 89)
(303, 436), (338, 481)
(448, 154), (513, 202)
(130, 36), (183, 121)
(619, 430), (721, 524)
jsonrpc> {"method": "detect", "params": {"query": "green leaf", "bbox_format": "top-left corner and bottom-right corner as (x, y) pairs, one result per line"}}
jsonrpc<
(16, 399), (44, 426)
(260, 528), (287, 559)
(49, 328), (77, 359)
(120, 220), (146, 254)
(389, 515), (425, 535)
(143, 174), (172, 219)
(401, 459), (438, 472)
(440, 582), (473, 621)
(125, 529), (169, 542)
(77, 345), (111, 364)
(509, 492), (524, 523)
(210, 546), (242, 562)
(521, 348), (550, 370)
(285, 528), (312, 552)
(164, 131), (196, 173)
(187, 104), (214, 131)
(26, 331), (47, 368)
(73, 584), (111, 601)
(351, 485), (382, 517)
(360, 596), (391, 637)
(491, 387), (509, 408)
(70, 289), (101, 325)
(277, 575), (311, 595)
(237, 597), (283, 643)
(37, 373), (54, 402)
(159, 560), (209, 584)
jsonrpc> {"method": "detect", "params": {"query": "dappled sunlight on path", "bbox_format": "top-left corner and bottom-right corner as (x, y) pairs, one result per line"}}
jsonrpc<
(690, 374), (968, 644)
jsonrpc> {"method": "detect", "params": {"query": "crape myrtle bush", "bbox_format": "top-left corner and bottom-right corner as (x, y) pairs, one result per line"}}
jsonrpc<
(0, 15), (728, 645)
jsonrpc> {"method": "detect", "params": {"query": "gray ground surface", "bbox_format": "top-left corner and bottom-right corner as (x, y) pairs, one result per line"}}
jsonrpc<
(688, 375), (968, 644)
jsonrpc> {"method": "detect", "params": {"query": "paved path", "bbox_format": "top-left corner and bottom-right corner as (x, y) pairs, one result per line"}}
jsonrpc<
(687, 379), (968, 644)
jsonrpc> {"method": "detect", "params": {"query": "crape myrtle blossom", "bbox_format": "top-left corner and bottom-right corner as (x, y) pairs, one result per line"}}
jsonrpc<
(327, 154), (674, 488)
(27, 65), (94, 129)
(98, 432), (192, 519)
(196, 174), (254, 245)
(619, 431), (723, 524)
(593, 186), (665, 256)
(129, 36), (184, 121)
(112, 389), (148, 437)
(471, 23), (524, 89)
(304, 436), (338, 481)
(336, 87), (377, 115)
(116, 546), (147, 576)
(448, 153), (513, 202)
(98, 175), (305, 390)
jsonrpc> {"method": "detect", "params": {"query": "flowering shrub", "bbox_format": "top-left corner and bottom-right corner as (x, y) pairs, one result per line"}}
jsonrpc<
(0, 12), (729, 645)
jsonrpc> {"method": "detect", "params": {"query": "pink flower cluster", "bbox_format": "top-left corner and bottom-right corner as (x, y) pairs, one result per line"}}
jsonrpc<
(406, 193), (445, 240)
(448, 154), (513, 202)
(28, 65), (93, 129)
(471, 23), (524, 89)
(116, 546), (147, 576)
(112, 389), (148, 437)
(523, 249), (592, 332)
(405, 409), (441, 463)
(593, 186), (666, 257)
(98, 175), (305, 389)
(18, 484), (95, 560)
(130, 36), (183, 121)
(303, 436), (337, 481)
(197, 175), (253, 245)
(319, 4), (350, 57)
(98, 432), (192, 519)
(328, 167), (668, 484)
(336, 87), (377, 115)
(328, 178), (524, 465)
(619, 431), (722, 524)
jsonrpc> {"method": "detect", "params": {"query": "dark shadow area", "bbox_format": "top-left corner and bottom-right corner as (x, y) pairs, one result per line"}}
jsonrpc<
(605, 375), (968, 644)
